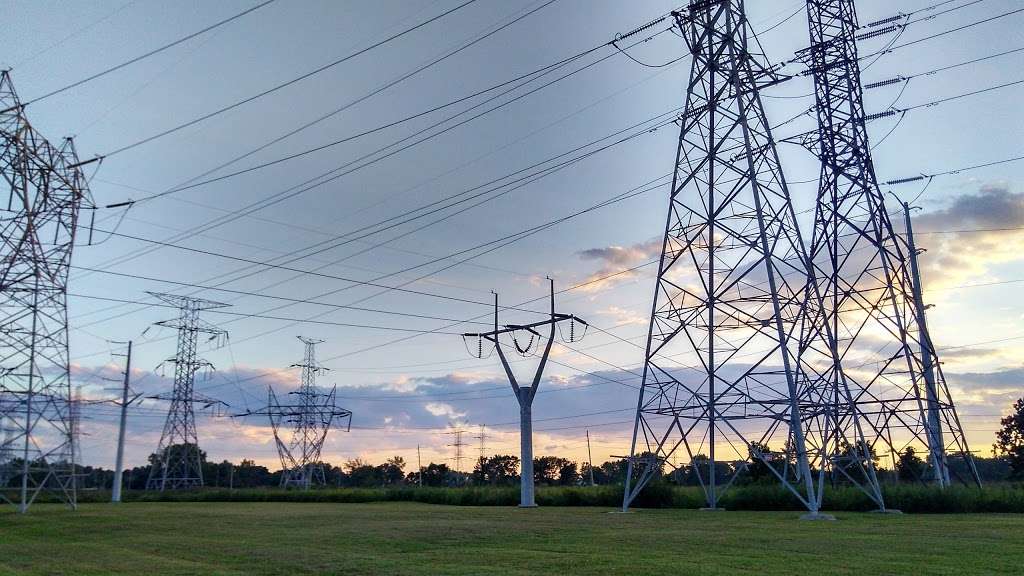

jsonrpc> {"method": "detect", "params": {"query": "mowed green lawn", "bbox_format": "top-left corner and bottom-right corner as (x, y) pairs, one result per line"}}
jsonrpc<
(2, 502), (1023, 575)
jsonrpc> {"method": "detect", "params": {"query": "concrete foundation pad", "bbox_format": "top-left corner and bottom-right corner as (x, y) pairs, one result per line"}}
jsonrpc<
(517, 504), (539, 509)
(607, 509), (634, 514)
(799, 512), (837, 521)
(700, 507), (726, 512)
(870, 509), (903, 514)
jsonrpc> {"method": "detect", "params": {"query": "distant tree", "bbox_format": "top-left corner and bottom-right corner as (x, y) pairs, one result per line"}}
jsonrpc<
(994, 397), (1024, 480)
(345, 458), (381, 487)
(557, 460), (578, 486)
(896, 447), (927, 482)
(533, 456), (573, 485)
(593, 458), (629, 484)
(745, 442), (780, 484)
(148, 443), (207, 468)
(378, 456), (406, 485)
(418, 462), (451, 487)
(473, 454), (519, 485)
(832, 440), (880, 485)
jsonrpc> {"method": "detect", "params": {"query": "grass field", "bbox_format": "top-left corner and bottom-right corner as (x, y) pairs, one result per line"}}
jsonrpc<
(2, 502), (1023, 575)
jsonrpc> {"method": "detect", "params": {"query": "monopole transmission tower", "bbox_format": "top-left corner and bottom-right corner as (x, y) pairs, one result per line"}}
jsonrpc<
(463, 278), (588, 507)
(0, 71), (94, 513)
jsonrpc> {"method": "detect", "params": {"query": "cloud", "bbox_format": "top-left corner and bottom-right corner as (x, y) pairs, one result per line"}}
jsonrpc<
(575, 239), (661, 292)
(595, 305), (649, 327)
(423, 402), (467, 420)
(913, 183), (1024, 290)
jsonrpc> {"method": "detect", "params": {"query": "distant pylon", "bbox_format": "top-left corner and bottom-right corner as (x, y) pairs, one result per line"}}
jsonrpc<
(797, 0), (979, 495)
(0, 70), (93, 513)
(622, 1), (824, 516)
(447, 427), (467, 475)
(238, 337), (352, 489)
(146, 293), (229, 491)
(475, 424), (487, 463)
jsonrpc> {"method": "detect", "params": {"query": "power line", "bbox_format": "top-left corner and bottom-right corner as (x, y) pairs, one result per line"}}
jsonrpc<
(12, 0), (140, 69)
(67, 293), (470, 334)
(874, 6), (1024, 56)
(81, 26), (676, 283)
(101, 0), (563, 187)
(899, 78), (1024, 112)
(110, 22), (674, 206)
(74, 109), (678, 335)
(71, 0), (482, 163)
(22, 0), (278, 106)
(67, 267), (492, 325)
(882, 152), (1024, 185)
(69, 169), (670, 361)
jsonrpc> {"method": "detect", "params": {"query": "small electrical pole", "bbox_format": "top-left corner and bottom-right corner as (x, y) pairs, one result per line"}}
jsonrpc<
(229, 463), (234, 491)
(586, 429), (595, 487)
(417, 444), (423, 487)
(903, 201), (950, 487)
(111, 341), (141, 503)
(461, 278), (587, 507)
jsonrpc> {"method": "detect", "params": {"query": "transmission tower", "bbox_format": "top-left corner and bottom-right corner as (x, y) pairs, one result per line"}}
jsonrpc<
(463, 278), (588, 507)
(239, 337), (351, 489)
(447, 427), (468, 476)
(0, 71), (93, 513)
(797, 0), (978, 492)
(146, 292), (229, 491)
(622, 1), (826, 517)
(475, 424), (487, 464)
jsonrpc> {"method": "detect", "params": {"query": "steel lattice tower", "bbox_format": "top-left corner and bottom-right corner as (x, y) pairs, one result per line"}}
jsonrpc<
(146, 293), (229, 491)
(622, 1), (824, 516)
(242, 337), (351, 489)
(0, 71), (92, 513)
(798, 0), (978, 491)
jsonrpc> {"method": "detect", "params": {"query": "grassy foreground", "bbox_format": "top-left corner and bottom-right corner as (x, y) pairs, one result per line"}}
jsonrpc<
(2, 502), (1023, 575)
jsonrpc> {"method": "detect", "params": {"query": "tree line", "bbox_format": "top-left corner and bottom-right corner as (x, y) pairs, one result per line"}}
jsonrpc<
(3, 396), (1023, 491)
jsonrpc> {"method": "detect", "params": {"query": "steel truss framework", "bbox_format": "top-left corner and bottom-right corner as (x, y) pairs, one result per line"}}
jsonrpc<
(246, 337), (351, 490)
(146, 293), (229, 491)
(798, 0), (979, 497)
(0, 71), (92, 513)
(623, 0), (825, 515)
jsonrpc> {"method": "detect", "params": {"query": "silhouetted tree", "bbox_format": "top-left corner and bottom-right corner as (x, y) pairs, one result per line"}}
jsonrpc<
(533, 456), (573, 485)
(344, 458), (381, 487)
(473, 454), (519, 485)
(378, 456), (405, 485)
(418, 462), (451, 487)
(995, 397), (1024, 480)
(896, 447), (927, 482)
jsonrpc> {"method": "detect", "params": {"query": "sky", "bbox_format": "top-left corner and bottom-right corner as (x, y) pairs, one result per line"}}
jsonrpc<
(2, 0), (1023, 474)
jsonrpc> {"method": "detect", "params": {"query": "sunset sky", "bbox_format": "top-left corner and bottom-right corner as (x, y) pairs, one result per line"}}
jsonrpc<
(3, 0), (1022, 473)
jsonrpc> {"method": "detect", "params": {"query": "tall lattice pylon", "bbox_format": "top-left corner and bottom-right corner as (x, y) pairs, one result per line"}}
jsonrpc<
(622, 1), (824, 516)
(798, 0), (978, 491)
(146, 293), (229, 491)
(0, 71), (93, 513)
(239, 337), (351, 489)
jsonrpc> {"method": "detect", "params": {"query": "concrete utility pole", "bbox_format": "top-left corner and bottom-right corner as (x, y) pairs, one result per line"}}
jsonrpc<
(462, 278), (587, 507)
(417, 445), (423, 487)
(586, 430), (595, 487)
(903, 201), (950, 487)
(111, 341), (138, 503)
